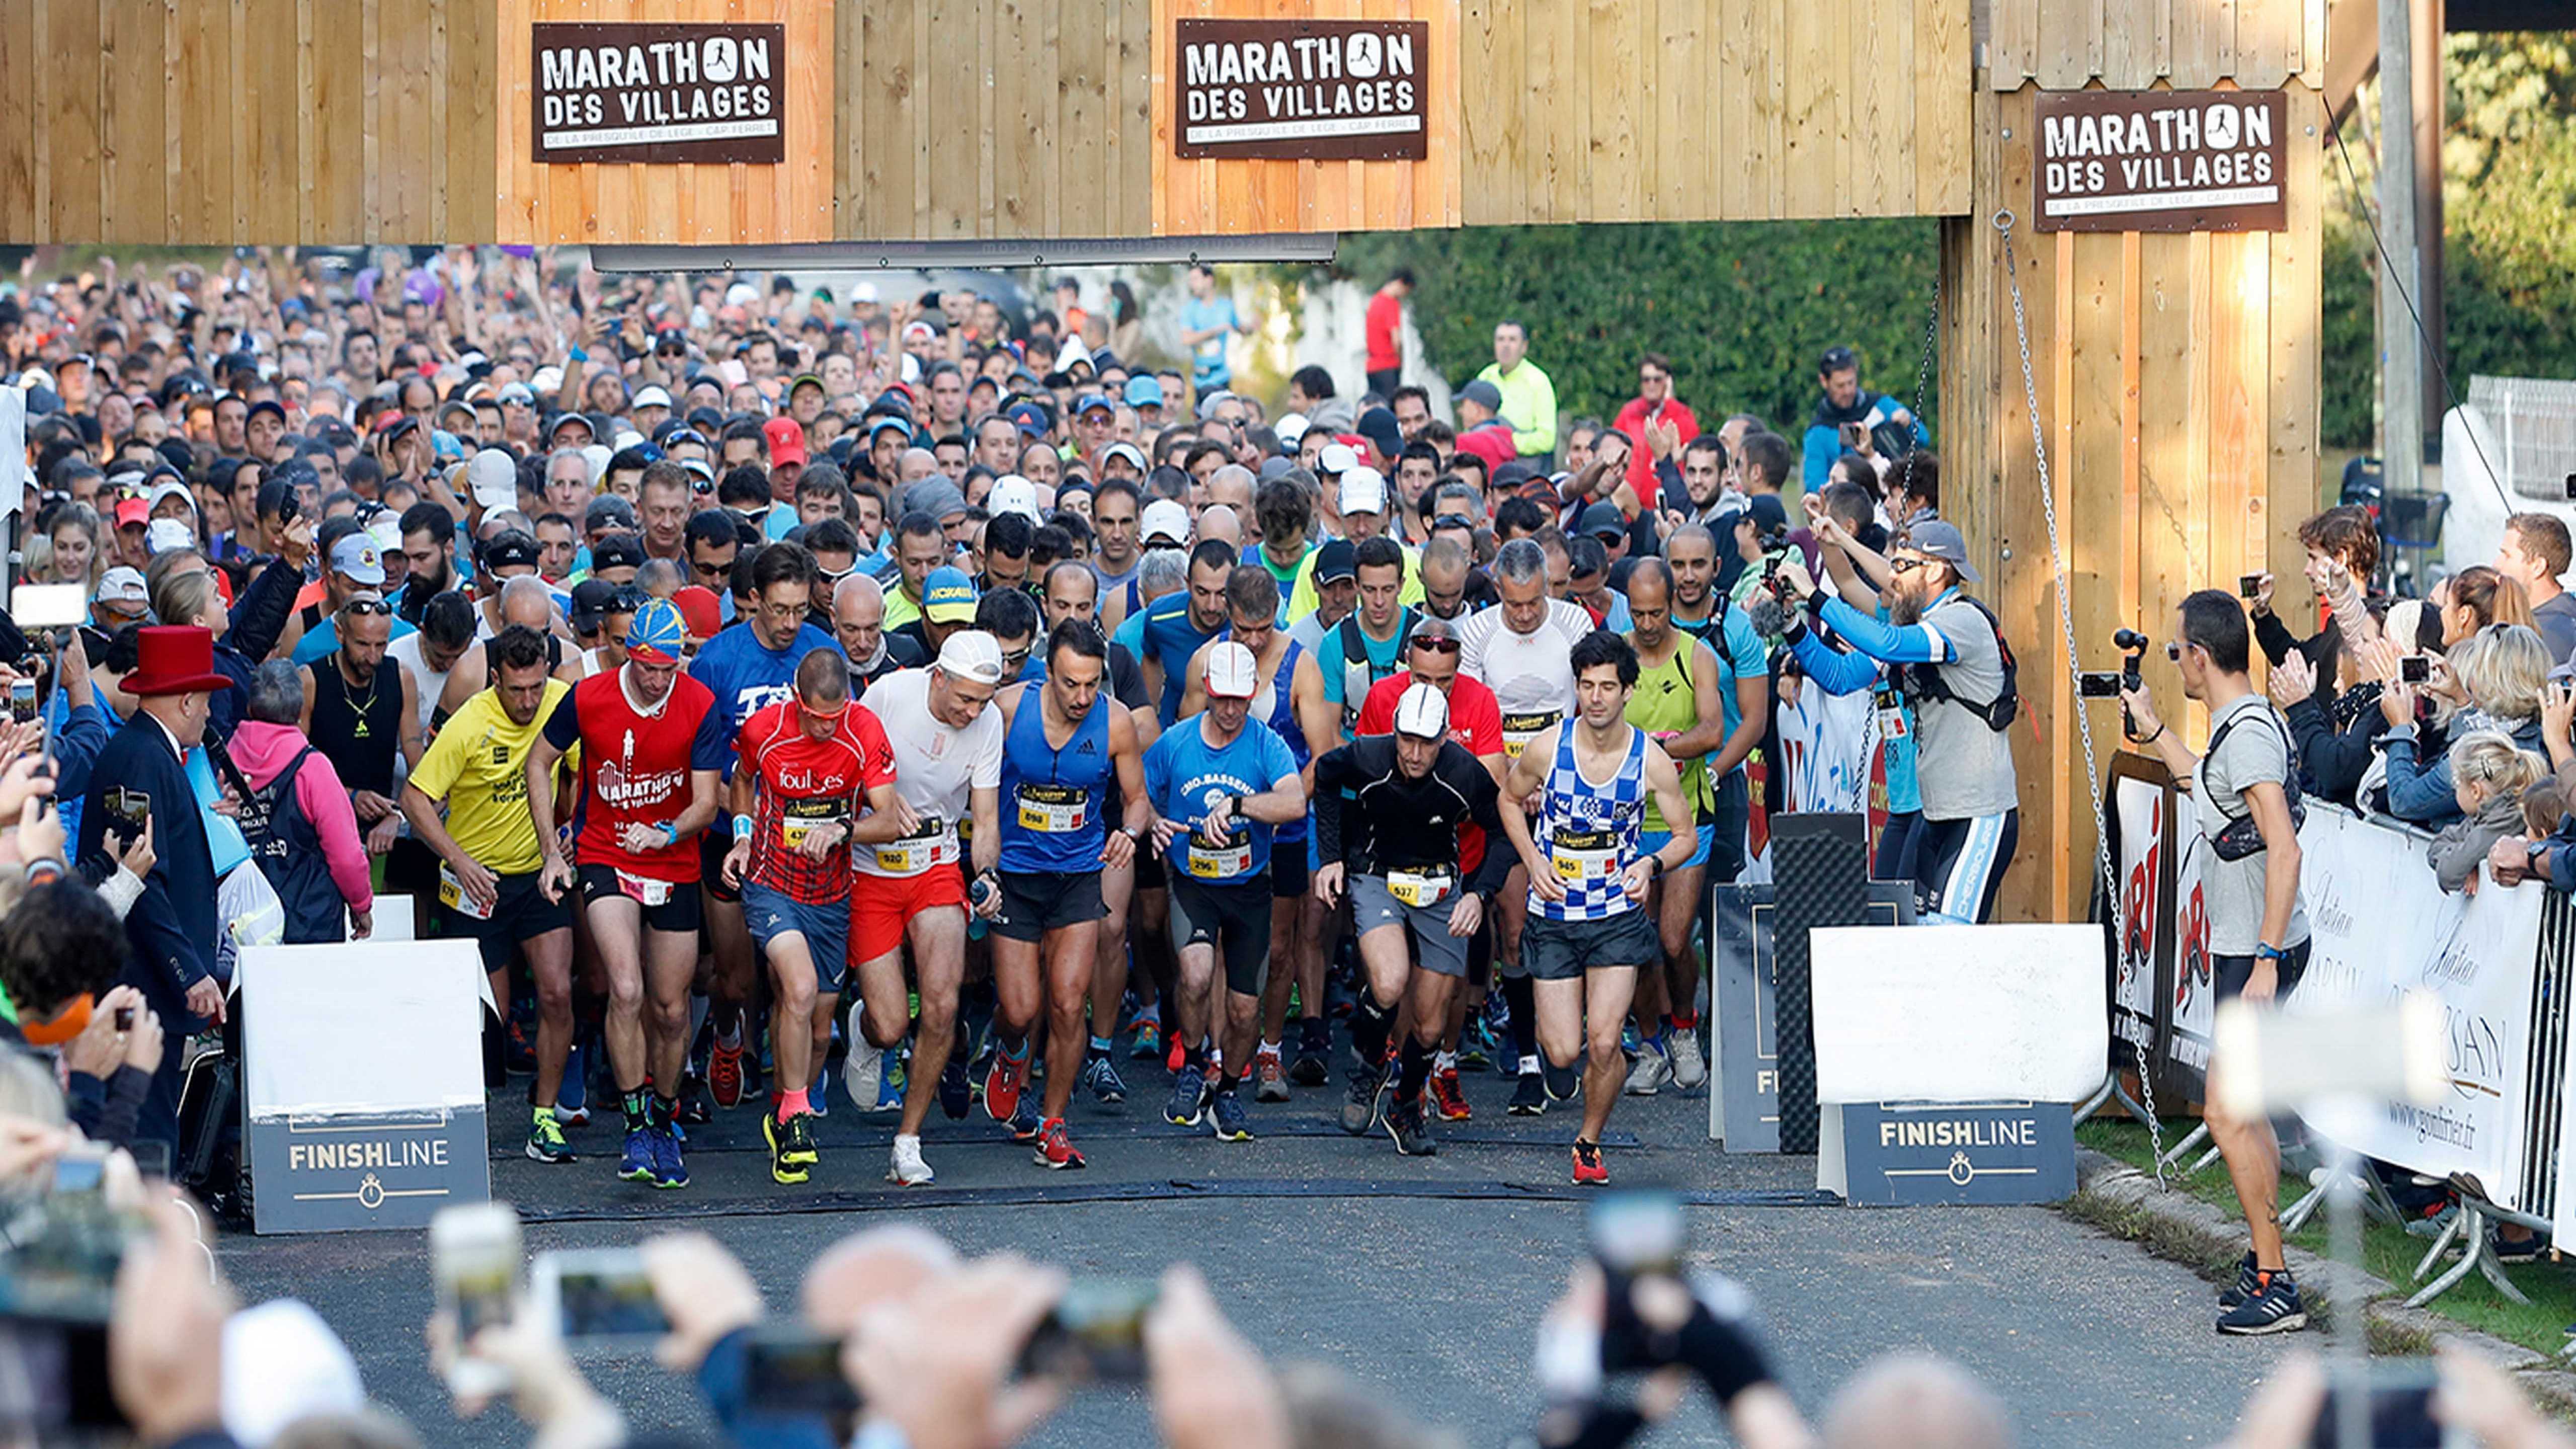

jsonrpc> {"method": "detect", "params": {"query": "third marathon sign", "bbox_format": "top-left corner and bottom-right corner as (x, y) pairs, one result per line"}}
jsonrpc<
(2033, 90), (2288, 233)
(1174, 18), (1431, 162)
(531, 22), (786, 167)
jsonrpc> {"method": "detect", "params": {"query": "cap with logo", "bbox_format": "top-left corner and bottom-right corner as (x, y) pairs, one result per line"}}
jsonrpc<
(922, 566), (979, 624)
(94, 567), (149, 608)
(624, 598), (688, 665)
(1904, 520), (1982, 584)
(1337, 467), (1389, 517)
(1074, 392), (1114, 418)
(590, 533), (647, 572)
(1007, 400), (1051, 438)
(763, 417), (809, 467)
(1394, 681), (1452, 740)
(1140, 499), (1192, 546)
(1312, 538), (1357, 586)
(1316, 442), (1359, 477)
(328, 533), (387, 586)
(986, 475), (1041, 523)
(1204, 640), (1259, 699)
(936, 629), (1006, 685)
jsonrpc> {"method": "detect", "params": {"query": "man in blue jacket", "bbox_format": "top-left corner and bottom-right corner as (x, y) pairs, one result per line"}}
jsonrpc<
(1801, 345), (1929, 493)
(76, 625), (230, 1150)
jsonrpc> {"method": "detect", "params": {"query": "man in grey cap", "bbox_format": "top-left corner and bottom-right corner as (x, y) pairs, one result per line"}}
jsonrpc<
(1773, 518), (2019, 923)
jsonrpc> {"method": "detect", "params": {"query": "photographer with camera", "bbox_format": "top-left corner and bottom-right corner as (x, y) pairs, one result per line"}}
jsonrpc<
(1770, 521), (2018, 923)
(2118, 591), (2312, 1336)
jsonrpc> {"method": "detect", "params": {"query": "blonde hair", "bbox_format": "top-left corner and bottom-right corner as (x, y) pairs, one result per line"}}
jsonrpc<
(2449, 730), (2547, 806)
(2448, 624), (2553, 725)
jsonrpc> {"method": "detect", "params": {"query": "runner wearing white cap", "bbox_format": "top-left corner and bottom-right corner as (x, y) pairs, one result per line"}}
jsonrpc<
(1140, 640), (1308, 1141)
(1312, 682), (1518, 1156)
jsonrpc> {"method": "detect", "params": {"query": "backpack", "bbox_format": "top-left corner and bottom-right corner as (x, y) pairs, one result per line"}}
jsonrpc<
(2201, 704), (2307, 861)
(1904, 597), (2019, 732)
(1337, 608), (1414, 727)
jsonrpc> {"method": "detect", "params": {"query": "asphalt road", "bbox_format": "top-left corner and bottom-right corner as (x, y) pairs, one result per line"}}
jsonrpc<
(215, 1063), (2294, 1447)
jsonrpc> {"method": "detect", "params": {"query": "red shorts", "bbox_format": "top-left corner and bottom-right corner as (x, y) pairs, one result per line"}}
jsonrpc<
(850, 867), (969, 967)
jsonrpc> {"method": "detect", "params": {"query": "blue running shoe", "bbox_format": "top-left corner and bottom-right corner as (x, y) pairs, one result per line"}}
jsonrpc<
(1210, 1090), (1253, 1142)
(618, 1128), (655, 1183)
(876, 1053), (908, 1113)
(811, 1057), (835, 1120)
(1162, 1070), (1206, 1128)
(1007, 1099), (1044, 1143)
(652, 1126), (690, 1190)
(556, 1043), (590, 1125)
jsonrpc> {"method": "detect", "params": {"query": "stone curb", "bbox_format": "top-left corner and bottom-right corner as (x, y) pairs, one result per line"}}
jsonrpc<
(2068, 1147), (2576, 1416)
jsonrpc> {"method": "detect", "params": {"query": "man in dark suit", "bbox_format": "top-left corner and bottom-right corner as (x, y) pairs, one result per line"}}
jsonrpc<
(77, 625), (231, 1150)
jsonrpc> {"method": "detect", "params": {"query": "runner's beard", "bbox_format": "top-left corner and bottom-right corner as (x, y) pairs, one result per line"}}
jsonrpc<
(1889, 592), (1924, 626)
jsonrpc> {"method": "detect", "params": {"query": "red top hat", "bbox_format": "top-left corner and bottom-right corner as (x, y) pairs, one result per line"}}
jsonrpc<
(122, 626), (232, 697)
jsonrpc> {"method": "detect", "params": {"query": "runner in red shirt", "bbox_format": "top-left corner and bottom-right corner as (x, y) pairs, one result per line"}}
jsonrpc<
(1364, 269), (1414, 398)
(721, 649), (906, 1186)
(1353, 616), (1508, 1118)
(525, 599), (729, 1191)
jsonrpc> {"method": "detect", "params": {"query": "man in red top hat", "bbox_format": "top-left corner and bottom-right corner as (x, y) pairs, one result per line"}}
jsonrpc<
(76, 625), (232, 1152)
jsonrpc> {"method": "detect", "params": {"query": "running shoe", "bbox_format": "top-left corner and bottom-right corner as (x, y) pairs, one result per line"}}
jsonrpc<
(938, 1057), (972, 1119)
(811, 1058), (836, 1120)
(1342, 1063), (1390, 1135)
(710, 1037), (746, 1109)
(1669, 1029), (1709, 1090)
(1460, 1017), (1496, 1072)
(847, 1035), (884, 1115)
(765, 1113), (811, 1185)
(618, 1128), (655, 1182)
(1625, 1042), (1672, 1096)
(1571, 1139), (1608, 1186)
(2215, 1271), (2307, 1335)
(1007, 1099), (1044, 1144)
(1033, 1117), (1087, 1170)
(1507, 1070), (1548, 1116)
(2217, 1251), (2260, 1310)
(985, 1041), (1032, 1124)
(1290, 1019), (1331, 1086)
(2494, 1228), (2549, 1264)
(1254, 1054), (1291, 1103)
(1385, 1098), (1437, 1157)
(504, 1019), (538, 1076)
(1428, 1067), (1472, 1122)
(527, 1112), (575, 1163)
(1210, 1090), (1254, 1142)
(674, 1075), (713, 1126)
(1166, 1035), (1187, 1076)
(1082, 1053), (1130, 1105)
(651, 1126), (690, 1190)
(1131, 1016), (1163, 1061)
(556, 1043), (590, 1125)
(888, 1135), (935, 1186)
(1163, 1071), (1208, 1128)
(1543, 1060), (1582, 1102)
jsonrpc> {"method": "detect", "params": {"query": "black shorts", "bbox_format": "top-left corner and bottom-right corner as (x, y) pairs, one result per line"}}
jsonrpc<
(1521, 910), (1660, 982)
(698, 829), (741, 905)
(1269, 842), (1311, 901)
(436, 870), (573, 973)
(990, 869), (1107, 943)
(576, 863), (705, 935)
(1134, 846), (1167, 892)
(1170, 876), (1272, 996)
(2215, 941), (2310, 1003)
(385, 834), (442, 900)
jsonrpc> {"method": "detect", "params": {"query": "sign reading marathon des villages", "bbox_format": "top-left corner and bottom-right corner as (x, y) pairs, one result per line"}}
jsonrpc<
(1175, 19), (1430, 162)
(2034, 90), (2287, 233)
(532, 23), (785, 167)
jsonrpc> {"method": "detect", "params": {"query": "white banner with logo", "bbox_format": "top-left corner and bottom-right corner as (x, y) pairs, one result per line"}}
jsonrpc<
(2111, 773), (2166, 1057)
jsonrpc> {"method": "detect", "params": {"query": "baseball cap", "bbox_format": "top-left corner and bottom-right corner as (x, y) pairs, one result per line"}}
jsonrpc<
(1205, 641), (1258, 699)
(328, 533), (387, 586)
(94, 567), (148, 608)
(1101, 442), (1148, 473)
(468, 448), (520, 513)
(1124, 375), (1164, 409)
(986, 475), (1041, 523)
(789, 372), (827, 397)
(764, 416), (808, 467)
(590, 533), (647, 572)
(936, 629), (1006, 685)
(1338, 467), (1388, 517)
(1140, 499), (1191, 547)
(632, 384), (673, 411)
(480, 532), (539, 573)
(1074, 392), (1114, 419)
(1312, 538), (1357, 586)
(1195, 389), (1238, 422)
(1904, 520), (1982, 584)
(1275, 414), (1311, 449)
(1317, 442), (1359, 477)
(672, 585), (723, 641)
(1577, 502), (1629, 541)
(569, 577), (619, 633)
(113, 497), (150, 530)
(498, 381), (536, 407)
(1007, 400), (1051, 438)
(1357, 406), (1403, 459)
(922, 566), (979, 624)
(146, 478), (197, 517)
(1457, 379), (1506, 413)
(1393, 681), (1451, 740)
(145, 518), (195, 556)
(865, 415), (913, 443)
(585, 495), (638, 532)
(625, 598), (687, 665)
(1819, 345), (1859, 374)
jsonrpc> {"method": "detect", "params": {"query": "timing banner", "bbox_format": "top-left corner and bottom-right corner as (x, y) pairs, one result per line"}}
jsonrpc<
(2105, 755), (2176, 1081)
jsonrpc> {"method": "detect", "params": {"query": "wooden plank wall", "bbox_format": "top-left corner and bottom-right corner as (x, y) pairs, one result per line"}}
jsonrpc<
(494, 0), (834, 245)
(0, 0), (494, 245)
(1946, 80), (2325, 925)
(1989, 0), (2327, 91)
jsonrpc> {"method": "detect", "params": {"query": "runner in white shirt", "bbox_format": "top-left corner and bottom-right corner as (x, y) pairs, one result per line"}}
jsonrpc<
(1457, 537), (1603, 1116)
(852, 631), (1009, 1186)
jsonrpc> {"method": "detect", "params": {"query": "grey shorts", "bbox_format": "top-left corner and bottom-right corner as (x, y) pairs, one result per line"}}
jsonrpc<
(1350, 873), (1474, 980)
(1521, 909), (1659, 982)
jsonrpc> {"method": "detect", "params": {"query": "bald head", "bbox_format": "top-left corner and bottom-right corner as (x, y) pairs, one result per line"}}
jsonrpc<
(498, 575), (554, 630)
(1197, 504), (1242, 552)
(800, 1225), (959, 1333)
(1821, 1354), (2013, 1449)
(835, 572), (889, 664)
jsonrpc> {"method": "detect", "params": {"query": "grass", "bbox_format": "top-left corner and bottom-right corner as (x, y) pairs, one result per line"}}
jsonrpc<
(2077, 1120), (2576, 1358)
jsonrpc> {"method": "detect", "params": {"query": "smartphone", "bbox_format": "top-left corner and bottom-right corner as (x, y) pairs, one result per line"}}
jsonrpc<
(742, 1324), (863, 1419)
(429, 1203), (522, 1395)
(1016, 1278), (1156, 1383)
(8, 584), (86, 632)
(1588, 1190), (1688, 1277)
(2401, 655), (2431, 684)
(530, 1247), (667, 1346)
(2077, 671), (2123, 698)
(2239, 574), (2264, 599)
(48, 1149), (106, 1198)
(2307, 1358), (2461, 1448)
(2562, 471), (2575, 502)
(9, 678), (35, 726)
(1838, 421), (1867, 449)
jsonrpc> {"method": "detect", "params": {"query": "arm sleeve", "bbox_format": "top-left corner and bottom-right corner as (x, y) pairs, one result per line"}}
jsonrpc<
(1788, 629), (1885, 696)
(1817, 597), (1953, 665)
(293, 753), (375, 911)
(540, 687), (583, 751)
(1312, 747), (1353, 864)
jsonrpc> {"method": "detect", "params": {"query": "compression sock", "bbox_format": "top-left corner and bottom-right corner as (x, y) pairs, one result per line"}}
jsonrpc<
(1504, 975), (1538, 1065)
(688, 993), (710, 1051)
(778, 1088), (810, 1121)
(621, 1090), (651, 1134)
(1434, 1049), (1459, 1075)
(1351, 995), (1396, 1066)
(1088, 1034), (1115, 1058)
(652, 1093), (678, 1131)
(1398, 1036), (1434, 1103)
(1184, 1045), (1208, 1076)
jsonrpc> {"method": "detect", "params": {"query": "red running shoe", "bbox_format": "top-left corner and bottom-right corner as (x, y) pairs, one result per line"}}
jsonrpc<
(1032, 1116), (1087, 1170)
(1571, 1140), (1609, 1186)
(709, 1038), (745, 1109)
(1428, 1067), (1472, 1122)
(984, 1041), (1031, 1123)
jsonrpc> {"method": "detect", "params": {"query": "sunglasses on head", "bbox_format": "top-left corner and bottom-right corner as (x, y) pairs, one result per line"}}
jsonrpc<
(1411, 636), (1462, 654)
(343, 597), (393, 617)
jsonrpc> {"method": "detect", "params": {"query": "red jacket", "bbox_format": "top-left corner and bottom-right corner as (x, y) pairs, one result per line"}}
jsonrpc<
(1612, 396), (1699, 498)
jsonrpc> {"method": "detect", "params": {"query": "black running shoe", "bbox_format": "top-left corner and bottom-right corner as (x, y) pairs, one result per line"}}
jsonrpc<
(673, 1075), (713, 1126)
(1340, 1064), (1389, 1135)
(1290, 1019), (1330, 1086)
(2215, 1270), (2308, 1335)
(2217, 1251), (2259, 1310)
(1385, 1098), (1437, 1157)
(1542, 1060), (1581, 1102)
(938, 1056), (972, 1120)
(1507, 1070), (1548, 1116)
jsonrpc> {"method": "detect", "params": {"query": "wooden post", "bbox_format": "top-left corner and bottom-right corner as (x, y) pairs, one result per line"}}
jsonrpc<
(2377, 0), (2424, 497)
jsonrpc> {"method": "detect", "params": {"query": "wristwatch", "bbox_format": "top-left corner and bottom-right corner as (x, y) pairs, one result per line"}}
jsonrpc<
(2253, 942), (2285, 963)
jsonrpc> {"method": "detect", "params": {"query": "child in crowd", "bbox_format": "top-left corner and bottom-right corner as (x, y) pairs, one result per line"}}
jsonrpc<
(2432, 731), (2547, 892)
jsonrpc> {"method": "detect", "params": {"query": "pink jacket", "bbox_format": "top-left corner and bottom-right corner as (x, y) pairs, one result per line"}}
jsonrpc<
(227, 721), (375, 912)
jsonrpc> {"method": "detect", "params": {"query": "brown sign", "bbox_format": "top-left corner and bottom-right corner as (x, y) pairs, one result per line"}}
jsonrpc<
(2033, 90), (2288, 233)
(531, 22), (786, 166)
(1174, 18), (1430, 162)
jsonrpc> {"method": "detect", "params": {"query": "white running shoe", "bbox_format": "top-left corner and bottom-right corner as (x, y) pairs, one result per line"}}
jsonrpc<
(847, 1035), (885, 1115)
(1669, 1030), (1708, 1090)
(1624, 1043), (1672, 1096)
(887, 1134), (934, 1186)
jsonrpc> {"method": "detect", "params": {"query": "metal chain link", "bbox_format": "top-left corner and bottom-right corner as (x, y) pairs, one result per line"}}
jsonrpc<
(1897, 269), (1939, 508)
(1993, 211), (2167, 1187)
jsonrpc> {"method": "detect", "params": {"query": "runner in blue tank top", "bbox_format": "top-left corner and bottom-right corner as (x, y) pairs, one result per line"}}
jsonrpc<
(984, 619), (1150, 1171)
(1494, 630), (1697, 1188)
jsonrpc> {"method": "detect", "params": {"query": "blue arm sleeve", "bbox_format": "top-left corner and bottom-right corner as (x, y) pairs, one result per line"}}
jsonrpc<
(1816, 598), (1952, 665)
(1788, 630), (1886, 696)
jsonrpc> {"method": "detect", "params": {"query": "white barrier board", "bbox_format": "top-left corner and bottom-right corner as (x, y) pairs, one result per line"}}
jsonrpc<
(240, 939), (487, 1119)
(1811, 924), (2108, 1104)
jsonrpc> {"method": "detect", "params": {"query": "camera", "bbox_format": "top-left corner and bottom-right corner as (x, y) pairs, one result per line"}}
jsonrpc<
(2401, 655), (2431, 685)
(2239, 574), (2264, 600)
(2110, 629), (2152, 739)
(530, 1247), (667, 1346)
(1016, 1277), (1158, 1383)
(1589, 1190), (1687, 1277)
(2307, 1359), (2461, 1448)
(2563, 471), (2576, 502)
(2077, 672), (2123, 698)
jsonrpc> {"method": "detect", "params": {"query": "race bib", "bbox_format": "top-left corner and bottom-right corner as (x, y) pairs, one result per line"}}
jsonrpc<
(438, 863), (494, 921)
(1186, 827), (1253, 879)
(1016, 783), (1090, 834)
(780, 796), (846, 850)
(1874, 686), (1909, 741)
(1386, 867), (1454, 908)
(872, 815), (955, 874)
(1502, 710), (1561, 760)
(1550, 827), (1619, 883)
(615, 870), (673, 907)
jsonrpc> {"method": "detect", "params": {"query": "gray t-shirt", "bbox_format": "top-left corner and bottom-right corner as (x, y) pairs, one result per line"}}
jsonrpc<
(1911, 596), (2021, 821)
(2193, 692), (2311, 956)
(2533, 591), (2576, 668)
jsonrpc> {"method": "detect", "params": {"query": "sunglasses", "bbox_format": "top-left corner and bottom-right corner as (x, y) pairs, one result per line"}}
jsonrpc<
(1410, 636), (1462, 655)
(343, 597), (393, 617)
(1432, 515), (1476, 532)
(1887, 557), (1926, 574)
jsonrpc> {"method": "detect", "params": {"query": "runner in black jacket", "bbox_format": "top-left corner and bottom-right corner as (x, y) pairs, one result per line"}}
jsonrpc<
(1313, 682), (1516, 1156)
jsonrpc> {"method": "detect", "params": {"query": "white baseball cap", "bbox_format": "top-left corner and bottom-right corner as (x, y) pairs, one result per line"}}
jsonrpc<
(1141, 499), (1192, 546)
(1338, 466), (1389, 517)
(1205, 640), (1259, 699)
(936, 629), (1006, 685)
(631, 384), (673, 411)
(468, 448), (519, 512)
(1276, 413), (1311, 447)
(986, 474), (1041, 523)
(1317, 442), (1359, 477)
(1394, 681), (1451, 740)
